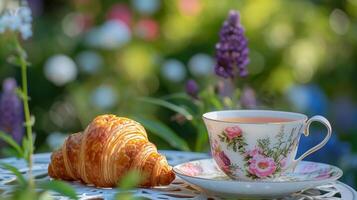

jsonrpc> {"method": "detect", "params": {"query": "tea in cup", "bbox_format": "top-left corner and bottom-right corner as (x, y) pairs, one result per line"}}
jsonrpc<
(202, 110), (332, 180)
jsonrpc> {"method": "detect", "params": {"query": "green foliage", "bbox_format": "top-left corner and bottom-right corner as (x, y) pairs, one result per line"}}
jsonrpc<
(118, 170), (143, 190)
(133, 116), (190, 151)
(138, 97), (193, 120)
(198, 86), (225, 110)
(257, 137), (272, 157)
(116, 170), (146, 200)
(0, 22), (78, 200)
(0, 163), (27, 187)
(194, 121), (208, 151)
(39, 180), (78, 200)
(0, 131), (24, 158)
(5, 186), (37, 200)
(137, 87), (230, 152)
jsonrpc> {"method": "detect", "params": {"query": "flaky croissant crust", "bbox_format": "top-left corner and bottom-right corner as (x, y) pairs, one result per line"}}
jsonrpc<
(48, 114), (175, 187)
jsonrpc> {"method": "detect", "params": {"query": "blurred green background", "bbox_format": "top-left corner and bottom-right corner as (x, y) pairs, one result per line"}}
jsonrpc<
(1, 0), (357, 187)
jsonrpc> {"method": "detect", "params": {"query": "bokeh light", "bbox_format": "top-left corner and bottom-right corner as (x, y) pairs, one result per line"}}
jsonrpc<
(62, 12), (92, 37)
(46, 132), (67, 150)
(90, 85), (118, 109)
(120, 45), (156, 81)
(107, 4), (132, 26)
(135, 18), (159, 41)
(329, 9), (350, 35)
(76, 51), (103, 74)
(178, 0), (202, 16)
(287, 39), (325, 83)
(44, 54), (78, 86)
(161, 59), (187, 82)
(131, 0), (160, 15)
(85, 20), (131, 49)
(188, 53), (214, 76)
(265, 22), (293, 49)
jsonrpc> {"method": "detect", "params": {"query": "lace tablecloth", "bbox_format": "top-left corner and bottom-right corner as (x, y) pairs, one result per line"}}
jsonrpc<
(0, 150), (356, 200)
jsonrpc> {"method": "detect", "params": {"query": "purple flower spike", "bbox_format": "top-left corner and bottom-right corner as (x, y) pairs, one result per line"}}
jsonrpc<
(185, 79), (199, 98)
(240, 86), (257, 108)
(215, 10), (249, 78)
(0, 78), (24, 144)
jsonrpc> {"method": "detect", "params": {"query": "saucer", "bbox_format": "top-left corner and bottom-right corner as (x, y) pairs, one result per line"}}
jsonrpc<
(173, 159), (343, 198)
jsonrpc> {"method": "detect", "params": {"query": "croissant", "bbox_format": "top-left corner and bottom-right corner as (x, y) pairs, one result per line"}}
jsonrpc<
(48, 114), (175, 187)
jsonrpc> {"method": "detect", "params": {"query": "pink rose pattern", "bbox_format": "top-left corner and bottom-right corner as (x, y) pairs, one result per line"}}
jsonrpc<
(180, 163), (203, 176)
(248, 155), (277, 178)
(212, 140), (239, 175)
(218, 126), (247, 154)
(216, 124), (302, 179)
(225, 126), (242, 140)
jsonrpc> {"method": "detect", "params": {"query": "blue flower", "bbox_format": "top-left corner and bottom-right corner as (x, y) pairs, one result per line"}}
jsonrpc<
(297, 128), (351, 165)
(286, 84), (328, 116)
(0, 6), (33, 40)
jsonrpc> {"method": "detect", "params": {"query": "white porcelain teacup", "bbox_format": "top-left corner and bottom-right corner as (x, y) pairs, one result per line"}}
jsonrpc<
(202, 110), (332, 181)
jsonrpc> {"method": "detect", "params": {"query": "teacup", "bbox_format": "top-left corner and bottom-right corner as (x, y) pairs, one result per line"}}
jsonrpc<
(202, 110), (332, 181)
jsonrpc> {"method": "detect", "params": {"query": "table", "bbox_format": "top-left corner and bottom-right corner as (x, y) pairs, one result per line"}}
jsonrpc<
(0, 150), (356, 199)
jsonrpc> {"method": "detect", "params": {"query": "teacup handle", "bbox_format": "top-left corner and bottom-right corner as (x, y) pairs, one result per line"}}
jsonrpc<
(289, 115), (332, 170)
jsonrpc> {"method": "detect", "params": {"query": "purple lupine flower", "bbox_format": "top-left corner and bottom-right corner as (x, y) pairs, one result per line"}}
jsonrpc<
(0, 78), (24, 144)
(185, 79), (199, 98)
(240, 86), (257, 108)
(215, 10), (249, 78)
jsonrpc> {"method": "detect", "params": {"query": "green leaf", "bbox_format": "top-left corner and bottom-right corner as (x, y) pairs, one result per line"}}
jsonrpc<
(11, 185), (37, 200)
(1, 147), (22, 158)
(116, 170), (146, 200)
(133, 116), (190, 151)
(118, 170), (143, 190)
(0, 163), (27, 186)
(38, 191), (54, 200)
(210, 96), (224, 110)
(137, 97), (193, 120)
(161, 93), (190, 100)
(39, 180), (78, 200)
(194, 121), (209, 152)
(0, 131), (23, 158)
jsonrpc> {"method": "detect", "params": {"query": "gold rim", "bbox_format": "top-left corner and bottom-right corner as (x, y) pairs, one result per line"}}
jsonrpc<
(202, 110), (308, 125)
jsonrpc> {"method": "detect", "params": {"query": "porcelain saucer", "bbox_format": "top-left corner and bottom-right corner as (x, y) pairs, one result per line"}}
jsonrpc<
(173, 159), (343, 198)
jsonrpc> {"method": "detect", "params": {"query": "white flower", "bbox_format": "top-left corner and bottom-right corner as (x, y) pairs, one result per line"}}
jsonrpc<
(0, 6), (32, 40)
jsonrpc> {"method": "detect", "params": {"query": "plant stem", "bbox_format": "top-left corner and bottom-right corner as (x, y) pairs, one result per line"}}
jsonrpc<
(15, 38), (34, 187)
